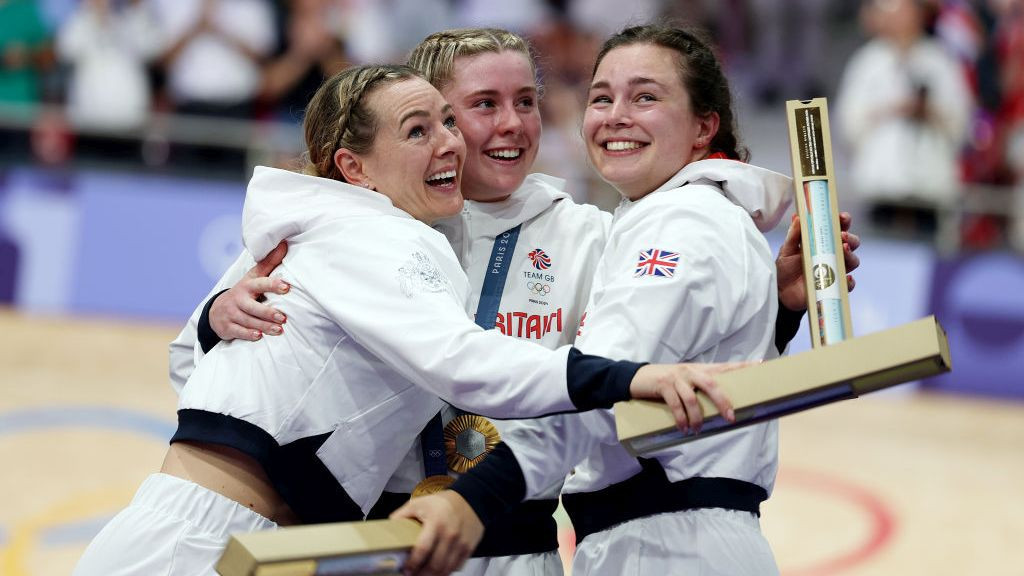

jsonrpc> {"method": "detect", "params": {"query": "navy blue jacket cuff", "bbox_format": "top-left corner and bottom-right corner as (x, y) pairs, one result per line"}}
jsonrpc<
(197, 289), (229, 354)
(566, 347), (645, 410)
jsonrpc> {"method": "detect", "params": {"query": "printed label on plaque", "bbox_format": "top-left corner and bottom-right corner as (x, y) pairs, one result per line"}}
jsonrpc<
(794, 107), (827, 177)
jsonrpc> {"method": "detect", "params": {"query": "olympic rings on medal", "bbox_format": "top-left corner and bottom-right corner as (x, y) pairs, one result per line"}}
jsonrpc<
(527, 282), (551, 295)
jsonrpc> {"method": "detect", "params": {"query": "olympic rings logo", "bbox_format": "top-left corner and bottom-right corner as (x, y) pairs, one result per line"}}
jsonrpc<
(527, 282), (551, 295)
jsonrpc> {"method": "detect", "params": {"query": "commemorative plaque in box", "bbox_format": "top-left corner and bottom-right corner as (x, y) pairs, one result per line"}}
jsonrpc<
(615, 316), (951, 456)
(786, 97), (854, 347)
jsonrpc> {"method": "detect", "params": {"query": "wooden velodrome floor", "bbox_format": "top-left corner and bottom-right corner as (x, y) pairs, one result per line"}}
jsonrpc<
(2, 308), (1022, 575)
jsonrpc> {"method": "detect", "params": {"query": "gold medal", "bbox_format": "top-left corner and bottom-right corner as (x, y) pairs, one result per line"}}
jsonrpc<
(444, 414), (501, 474)
(411, 475), (455, 498)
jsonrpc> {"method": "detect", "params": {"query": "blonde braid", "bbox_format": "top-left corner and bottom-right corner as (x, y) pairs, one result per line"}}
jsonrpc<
(302, 64), (422, 182)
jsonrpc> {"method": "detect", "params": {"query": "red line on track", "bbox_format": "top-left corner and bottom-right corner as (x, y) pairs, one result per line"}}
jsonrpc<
(779, 468), (896, 576)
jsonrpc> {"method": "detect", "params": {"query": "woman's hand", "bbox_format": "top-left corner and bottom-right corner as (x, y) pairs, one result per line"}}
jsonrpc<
(628, 362), (751, 432)
(390, 491), (483, 576)
(776, 211), (861, 312)
(209, 241), (291, 341)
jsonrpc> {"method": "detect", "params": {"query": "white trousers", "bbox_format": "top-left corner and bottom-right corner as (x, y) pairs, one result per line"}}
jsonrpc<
(572, 508), (778, 576)
(457, 550), (563, 576)
(73, 473), (277, 576)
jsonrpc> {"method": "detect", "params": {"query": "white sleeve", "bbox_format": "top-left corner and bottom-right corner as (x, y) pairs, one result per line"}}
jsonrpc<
(926, 50), (972, 142)
(56, 9), (93, 61)
(295, 229), (577, 417)
(578, 199), (769, 363)
(501, 411), (612, 499)
(836, 49), (879, 147)
(168, 250), (256, 394)
(125, 3), (165, 61)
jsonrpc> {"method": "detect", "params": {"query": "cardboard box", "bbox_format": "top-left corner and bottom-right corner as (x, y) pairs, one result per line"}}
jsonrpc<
(787, 98), (854, 346)
(615, 316), (951, 456)
(216, 518), (419, 576)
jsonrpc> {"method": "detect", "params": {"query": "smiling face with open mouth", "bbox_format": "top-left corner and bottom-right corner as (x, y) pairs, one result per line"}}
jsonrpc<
(442, 50), (541, 202)
(583, 43), (717, 201)
(360, 77), (466, 224)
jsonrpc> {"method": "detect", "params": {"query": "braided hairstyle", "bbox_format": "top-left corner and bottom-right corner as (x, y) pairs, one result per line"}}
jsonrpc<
(593, 24), (748, 162)
(407, 27), (539, 93)
(302, 64), (422, 182)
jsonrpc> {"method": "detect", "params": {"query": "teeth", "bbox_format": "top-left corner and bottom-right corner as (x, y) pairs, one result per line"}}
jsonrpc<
(487, 149), (521, 159)
(426, 170), (456, 183)
(606, 141), (643, 151)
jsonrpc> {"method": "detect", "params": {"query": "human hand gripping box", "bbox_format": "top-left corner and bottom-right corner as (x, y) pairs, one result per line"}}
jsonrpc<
(216, 518), (419, 576)
(614, 99), (952, 456)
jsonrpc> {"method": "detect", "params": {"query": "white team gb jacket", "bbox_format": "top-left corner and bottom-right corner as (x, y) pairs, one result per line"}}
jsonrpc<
(175, 166), (582, 514)
(502, 159), (792, 500)
(382, 174), (611, 496)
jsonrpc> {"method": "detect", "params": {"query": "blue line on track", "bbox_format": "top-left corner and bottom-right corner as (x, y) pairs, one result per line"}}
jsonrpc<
(0, 406), (175, 440)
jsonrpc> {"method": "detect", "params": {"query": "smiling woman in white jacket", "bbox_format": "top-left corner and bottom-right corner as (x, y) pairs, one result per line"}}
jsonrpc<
(397, 24), (796, 576)
(72, 63), (738, 576)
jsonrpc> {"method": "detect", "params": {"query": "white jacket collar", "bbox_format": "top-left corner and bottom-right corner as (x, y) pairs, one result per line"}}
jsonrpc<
(243, 166), (412, 259)
(635, 159), (793, 232)
(457, 173), (570, 237)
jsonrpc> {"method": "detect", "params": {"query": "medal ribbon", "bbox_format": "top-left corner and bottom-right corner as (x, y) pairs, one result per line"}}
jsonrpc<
(420, 412), (447, 478)
(419, 225), (522, 478)
(474, 224), (522, 330)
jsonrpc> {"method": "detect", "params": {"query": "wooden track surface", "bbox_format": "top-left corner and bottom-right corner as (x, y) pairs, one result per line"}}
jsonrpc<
(1, 308), (1022, 575)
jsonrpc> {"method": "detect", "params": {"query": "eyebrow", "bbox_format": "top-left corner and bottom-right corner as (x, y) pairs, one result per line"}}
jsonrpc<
(399, 104), (455, 127)
(589, 77), (664, 92)
(464, 86), (538, 99)
(399, 109), (429, 127)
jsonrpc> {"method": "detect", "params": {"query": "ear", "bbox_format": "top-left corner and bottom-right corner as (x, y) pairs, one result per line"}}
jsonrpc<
(334, 148), (374, 189)
(694, 111), (720, 151)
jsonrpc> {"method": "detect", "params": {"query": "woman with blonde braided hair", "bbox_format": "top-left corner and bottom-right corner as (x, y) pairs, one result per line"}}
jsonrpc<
(74, 62), (744, 576)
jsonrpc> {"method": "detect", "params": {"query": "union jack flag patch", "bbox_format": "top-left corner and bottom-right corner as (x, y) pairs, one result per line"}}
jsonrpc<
(634, 249), (679, 278)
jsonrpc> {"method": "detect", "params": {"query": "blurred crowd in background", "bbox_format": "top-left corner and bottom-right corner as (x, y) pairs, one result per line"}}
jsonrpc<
(1, 0), (1024, 251)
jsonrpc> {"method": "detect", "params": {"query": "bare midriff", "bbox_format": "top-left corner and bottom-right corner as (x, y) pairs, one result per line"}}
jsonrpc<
(161, 441), (300, 526)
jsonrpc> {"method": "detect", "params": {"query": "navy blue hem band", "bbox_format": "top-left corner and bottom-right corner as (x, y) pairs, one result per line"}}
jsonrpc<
(473, 498), (558, 557)
(367, 492), (558, 558)
(561, 458), (767, 544)
(172, 409), (363, 524)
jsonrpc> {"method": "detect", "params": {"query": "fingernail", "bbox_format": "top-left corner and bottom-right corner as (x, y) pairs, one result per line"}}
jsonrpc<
(253, 330), (262, 339)
(727, 408), (735, 421)
(273, 313), (286, 322)
(279, 282), (290, 293)
(269, 325), (282, 335)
